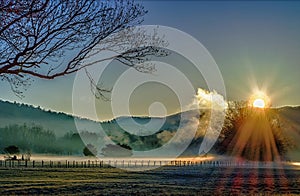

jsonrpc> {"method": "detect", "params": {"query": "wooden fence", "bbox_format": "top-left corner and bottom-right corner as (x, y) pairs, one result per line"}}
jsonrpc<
(0, 159), (282, 169)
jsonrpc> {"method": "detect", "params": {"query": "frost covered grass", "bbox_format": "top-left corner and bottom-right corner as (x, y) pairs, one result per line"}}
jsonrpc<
(0, 165), (299, 195)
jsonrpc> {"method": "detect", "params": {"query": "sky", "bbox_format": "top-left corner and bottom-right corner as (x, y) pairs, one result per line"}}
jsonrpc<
(1, 1), (300, 121)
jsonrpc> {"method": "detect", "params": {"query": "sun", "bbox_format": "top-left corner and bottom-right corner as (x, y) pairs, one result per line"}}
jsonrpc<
(249, 91), (271, 109)
(252, 98), (265, 108)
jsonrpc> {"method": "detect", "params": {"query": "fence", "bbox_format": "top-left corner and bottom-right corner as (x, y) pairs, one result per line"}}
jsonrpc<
(0, 159), (284, 169)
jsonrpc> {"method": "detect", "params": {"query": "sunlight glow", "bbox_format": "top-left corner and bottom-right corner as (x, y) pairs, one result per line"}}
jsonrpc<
(291, 162), (300, 167)
(253, 98), (265, 108)
(249, 91), (271, 108)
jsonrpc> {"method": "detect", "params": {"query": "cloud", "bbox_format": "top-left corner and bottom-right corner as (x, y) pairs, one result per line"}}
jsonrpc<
(196, 88), (227, 110)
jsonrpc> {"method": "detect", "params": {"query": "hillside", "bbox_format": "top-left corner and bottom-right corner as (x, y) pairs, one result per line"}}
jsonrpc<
(0, 100), (100, 137)
(277, 106), (300, 159)
(0, 100), (199, 156)
(0, 100), (299, 160)
(0, 100), (203, 138)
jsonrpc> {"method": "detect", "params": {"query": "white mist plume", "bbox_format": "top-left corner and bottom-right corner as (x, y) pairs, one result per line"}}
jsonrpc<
(195, 88), (227, 155)
(169, 88), (227, 154)
(195, 88), (227, 110)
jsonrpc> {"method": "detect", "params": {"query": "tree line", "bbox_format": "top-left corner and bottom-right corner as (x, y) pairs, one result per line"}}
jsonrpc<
(0, 124), (87, 155)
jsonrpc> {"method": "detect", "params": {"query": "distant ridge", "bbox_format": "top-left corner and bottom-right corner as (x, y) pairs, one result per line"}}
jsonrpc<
(1, 99), (300, 136)
(0, 99), (100, 137)
(0, 99), (99, 122)
(0, 99), (187, 137)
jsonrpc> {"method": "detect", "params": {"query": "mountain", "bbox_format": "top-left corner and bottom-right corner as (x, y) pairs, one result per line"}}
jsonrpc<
(0, 100), (203, 138)
(0, 99), (200, 156)
(0, 100), (100, 137)
(0, 100), (299, 160)
(277, 106), (300, 159)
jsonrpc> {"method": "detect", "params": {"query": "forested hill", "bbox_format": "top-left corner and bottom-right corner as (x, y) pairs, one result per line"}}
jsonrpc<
(0, 99), (194, 155)
(0, 99), (188, 139)
(0, 99), (300, 158)
(0, 100), (99, 137)
(1, 99), (300, 140)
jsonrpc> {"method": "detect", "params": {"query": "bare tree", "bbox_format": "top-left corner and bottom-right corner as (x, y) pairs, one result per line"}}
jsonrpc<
(0, 0), (168, 97)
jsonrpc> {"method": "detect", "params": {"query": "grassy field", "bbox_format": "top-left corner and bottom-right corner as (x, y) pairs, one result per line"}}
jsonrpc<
(0, 166), (300, 195)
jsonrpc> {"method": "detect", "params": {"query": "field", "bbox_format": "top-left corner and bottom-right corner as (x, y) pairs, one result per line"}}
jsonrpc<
(0, 166), (300, 195)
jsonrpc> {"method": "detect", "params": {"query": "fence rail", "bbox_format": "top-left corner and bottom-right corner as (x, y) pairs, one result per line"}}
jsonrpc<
(0, 159), (289, 169)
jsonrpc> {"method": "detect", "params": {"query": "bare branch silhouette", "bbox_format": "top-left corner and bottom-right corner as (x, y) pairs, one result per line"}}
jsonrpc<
(0, 0), (168, 97)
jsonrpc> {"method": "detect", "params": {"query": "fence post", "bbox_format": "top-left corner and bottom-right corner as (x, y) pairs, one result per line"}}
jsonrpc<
(42, 160), (44, 168)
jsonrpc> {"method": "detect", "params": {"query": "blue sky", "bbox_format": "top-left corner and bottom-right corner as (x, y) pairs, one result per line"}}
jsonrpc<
(1, 1), (300, 120)
(143, 1), (300, 105)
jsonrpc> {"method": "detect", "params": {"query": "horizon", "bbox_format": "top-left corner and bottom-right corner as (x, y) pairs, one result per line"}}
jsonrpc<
(1, 98), (299, 123)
